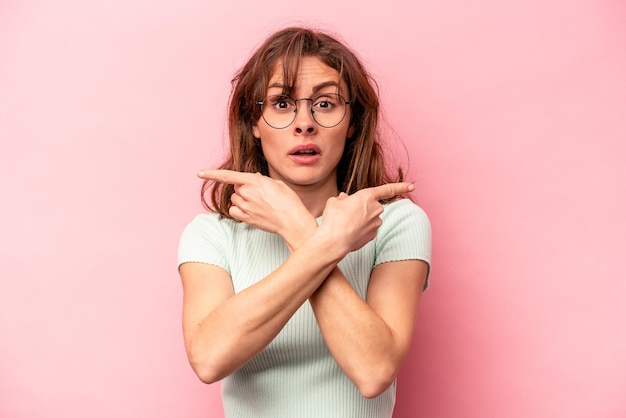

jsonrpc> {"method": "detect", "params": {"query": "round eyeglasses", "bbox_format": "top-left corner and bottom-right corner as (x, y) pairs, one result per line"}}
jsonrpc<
(257, 93), (351, 129)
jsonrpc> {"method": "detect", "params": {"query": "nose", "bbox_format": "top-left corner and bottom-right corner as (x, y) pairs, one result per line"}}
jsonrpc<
(293, 99), (317, 134)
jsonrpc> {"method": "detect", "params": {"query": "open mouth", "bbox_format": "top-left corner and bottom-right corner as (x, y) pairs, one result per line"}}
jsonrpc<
(289, 144), (322, 156)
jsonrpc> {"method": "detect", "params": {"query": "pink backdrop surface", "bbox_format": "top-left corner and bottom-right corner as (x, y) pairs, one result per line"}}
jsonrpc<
(1, 1), (625, 417)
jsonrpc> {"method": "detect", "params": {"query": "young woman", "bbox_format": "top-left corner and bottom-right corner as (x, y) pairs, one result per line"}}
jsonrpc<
(178, 27), (431, 418)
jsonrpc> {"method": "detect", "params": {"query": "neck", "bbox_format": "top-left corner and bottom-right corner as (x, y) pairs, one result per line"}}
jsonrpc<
(291, 183), (339, 218)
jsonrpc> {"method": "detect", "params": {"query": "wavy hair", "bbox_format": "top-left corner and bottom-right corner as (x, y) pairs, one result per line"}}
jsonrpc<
(202, 27), (404, 217)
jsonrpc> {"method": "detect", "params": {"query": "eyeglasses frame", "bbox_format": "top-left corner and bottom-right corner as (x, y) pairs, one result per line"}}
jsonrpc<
(256, 93), (352, 129)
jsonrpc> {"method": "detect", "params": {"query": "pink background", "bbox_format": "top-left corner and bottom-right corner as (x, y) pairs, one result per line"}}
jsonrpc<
(1, 1), (625, 417)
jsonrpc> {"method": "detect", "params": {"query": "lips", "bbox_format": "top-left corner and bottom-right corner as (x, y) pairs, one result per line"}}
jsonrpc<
(288, 144), (322, 164)
(289, 144), (321, 156)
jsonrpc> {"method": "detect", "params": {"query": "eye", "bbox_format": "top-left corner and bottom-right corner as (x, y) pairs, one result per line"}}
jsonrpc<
(313, 95), (338, 111)
(268, 96), (295, 112)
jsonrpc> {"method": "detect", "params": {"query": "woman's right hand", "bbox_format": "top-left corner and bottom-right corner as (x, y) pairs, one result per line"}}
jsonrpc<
(319, 183), (415, 254)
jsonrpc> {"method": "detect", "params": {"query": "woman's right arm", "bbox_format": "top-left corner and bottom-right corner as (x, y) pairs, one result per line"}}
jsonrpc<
(180, 221), (343, 384)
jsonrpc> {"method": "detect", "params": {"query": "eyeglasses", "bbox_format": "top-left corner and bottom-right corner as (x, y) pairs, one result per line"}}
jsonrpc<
(257, 93), (351, 129)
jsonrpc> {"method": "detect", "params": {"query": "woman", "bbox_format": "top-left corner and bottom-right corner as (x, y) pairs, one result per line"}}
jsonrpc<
(178, 27), (431, 418)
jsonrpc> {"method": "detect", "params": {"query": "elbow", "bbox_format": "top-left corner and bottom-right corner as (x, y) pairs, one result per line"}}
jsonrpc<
(353, 364), (398, 399)
(191, 361), (225, 385)
(188, 352), (228, 385)
(194, 367), (221, 385)
(186, 338), (242, 384)
(357, 378), (395, 399)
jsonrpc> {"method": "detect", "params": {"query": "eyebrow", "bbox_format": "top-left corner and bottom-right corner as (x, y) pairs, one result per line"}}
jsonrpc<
(312, 81), (341, 94)
(267, 80), (342, 95)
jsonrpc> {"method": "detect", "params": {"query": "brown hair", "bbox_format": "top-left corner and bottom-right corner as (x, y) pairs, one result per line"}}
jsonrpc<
(202, 27), (404, 217)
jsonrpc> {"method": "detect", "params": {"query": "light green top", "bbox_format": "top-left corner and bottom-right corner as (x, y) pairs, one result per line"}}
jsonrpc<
(178, 199), (431, 418)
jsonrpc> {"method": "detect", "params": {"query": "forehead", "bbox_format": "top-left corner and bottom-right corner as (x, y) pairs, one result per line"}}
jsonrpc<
(267, 56), (347, 95)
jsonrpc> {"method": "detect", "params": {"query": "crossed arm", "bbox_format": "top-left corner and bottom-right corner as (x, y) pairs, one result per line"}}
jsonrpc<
(179, 170), (428, 398)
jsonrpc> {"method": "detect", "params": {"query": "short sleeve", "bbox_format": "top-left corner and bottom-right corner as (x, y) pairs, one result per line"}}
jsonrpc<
(177, 213), (231, 274)
(375, 199), (432, 288)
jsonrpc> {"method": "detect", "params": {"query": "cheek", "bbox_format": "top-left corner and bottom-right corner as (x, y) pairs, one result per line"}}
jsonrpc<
(330, 138), (347, 162)
(257, 132), (282, 160)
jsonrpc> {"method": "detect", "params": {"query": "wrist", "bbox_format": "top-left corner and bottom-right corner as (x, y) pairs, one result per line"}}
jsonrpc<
(280, 215), (318, 251)
(311, 222), (350, 263)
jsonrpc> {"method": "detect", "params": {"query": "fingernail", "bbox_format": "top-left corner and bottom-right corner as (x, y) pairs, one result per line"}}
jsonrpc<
(408, 184), (415, 191)
(197, 171), (205, 177)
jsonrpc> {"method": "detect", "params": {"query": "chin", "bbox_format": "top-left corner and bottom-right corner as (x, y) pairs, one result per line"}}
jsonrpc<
(269, 166), (337, 189)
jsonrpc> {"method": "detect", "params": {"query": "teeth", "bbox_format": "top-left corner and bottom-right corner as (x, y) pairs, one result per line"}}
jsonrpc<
(296, 150), (316, 155)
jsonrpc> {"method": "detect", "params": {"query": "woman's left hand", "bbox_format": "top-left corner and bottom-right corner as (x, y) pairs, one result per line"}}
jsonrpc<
(198, 170), (317, 248)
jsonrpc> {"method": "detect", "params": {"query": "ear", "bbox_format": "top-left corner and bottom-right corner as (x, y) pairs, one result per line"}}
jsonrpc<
(252, 124), (261, 139)
(347, 124), (355, 139)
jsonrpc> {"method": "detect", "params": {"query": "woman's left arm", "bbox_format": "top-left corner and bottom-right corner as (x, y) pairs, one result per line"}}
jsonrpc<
(309, 259), (428, 398)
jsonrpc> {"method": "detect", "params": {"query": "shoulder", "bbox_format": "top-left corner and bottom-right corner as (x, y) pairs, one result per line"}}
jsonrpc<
(178, 213), (240, 269)
(381, 198), (430, 229)
(375, 198), (432, 288)
(181, 212), (244, 238)
(185, 212), (232, 229)
(375, 198), (432, 262)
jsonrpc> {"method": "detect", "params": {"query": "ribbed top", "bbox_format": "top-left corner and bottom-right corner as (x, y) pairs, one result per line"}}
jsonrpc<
(178, 199), (431, 418)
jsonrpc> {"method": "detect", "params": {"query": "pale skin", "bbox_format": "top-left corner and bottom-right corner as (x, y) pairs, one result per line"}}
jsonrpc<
(180, 57), (429, 398)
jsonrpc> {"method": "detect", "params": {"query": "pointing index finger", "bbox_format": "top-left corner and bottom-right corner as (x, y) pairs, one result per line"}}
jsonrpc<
(197, 169), (259, 185)
(369, 182), (415, 200)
